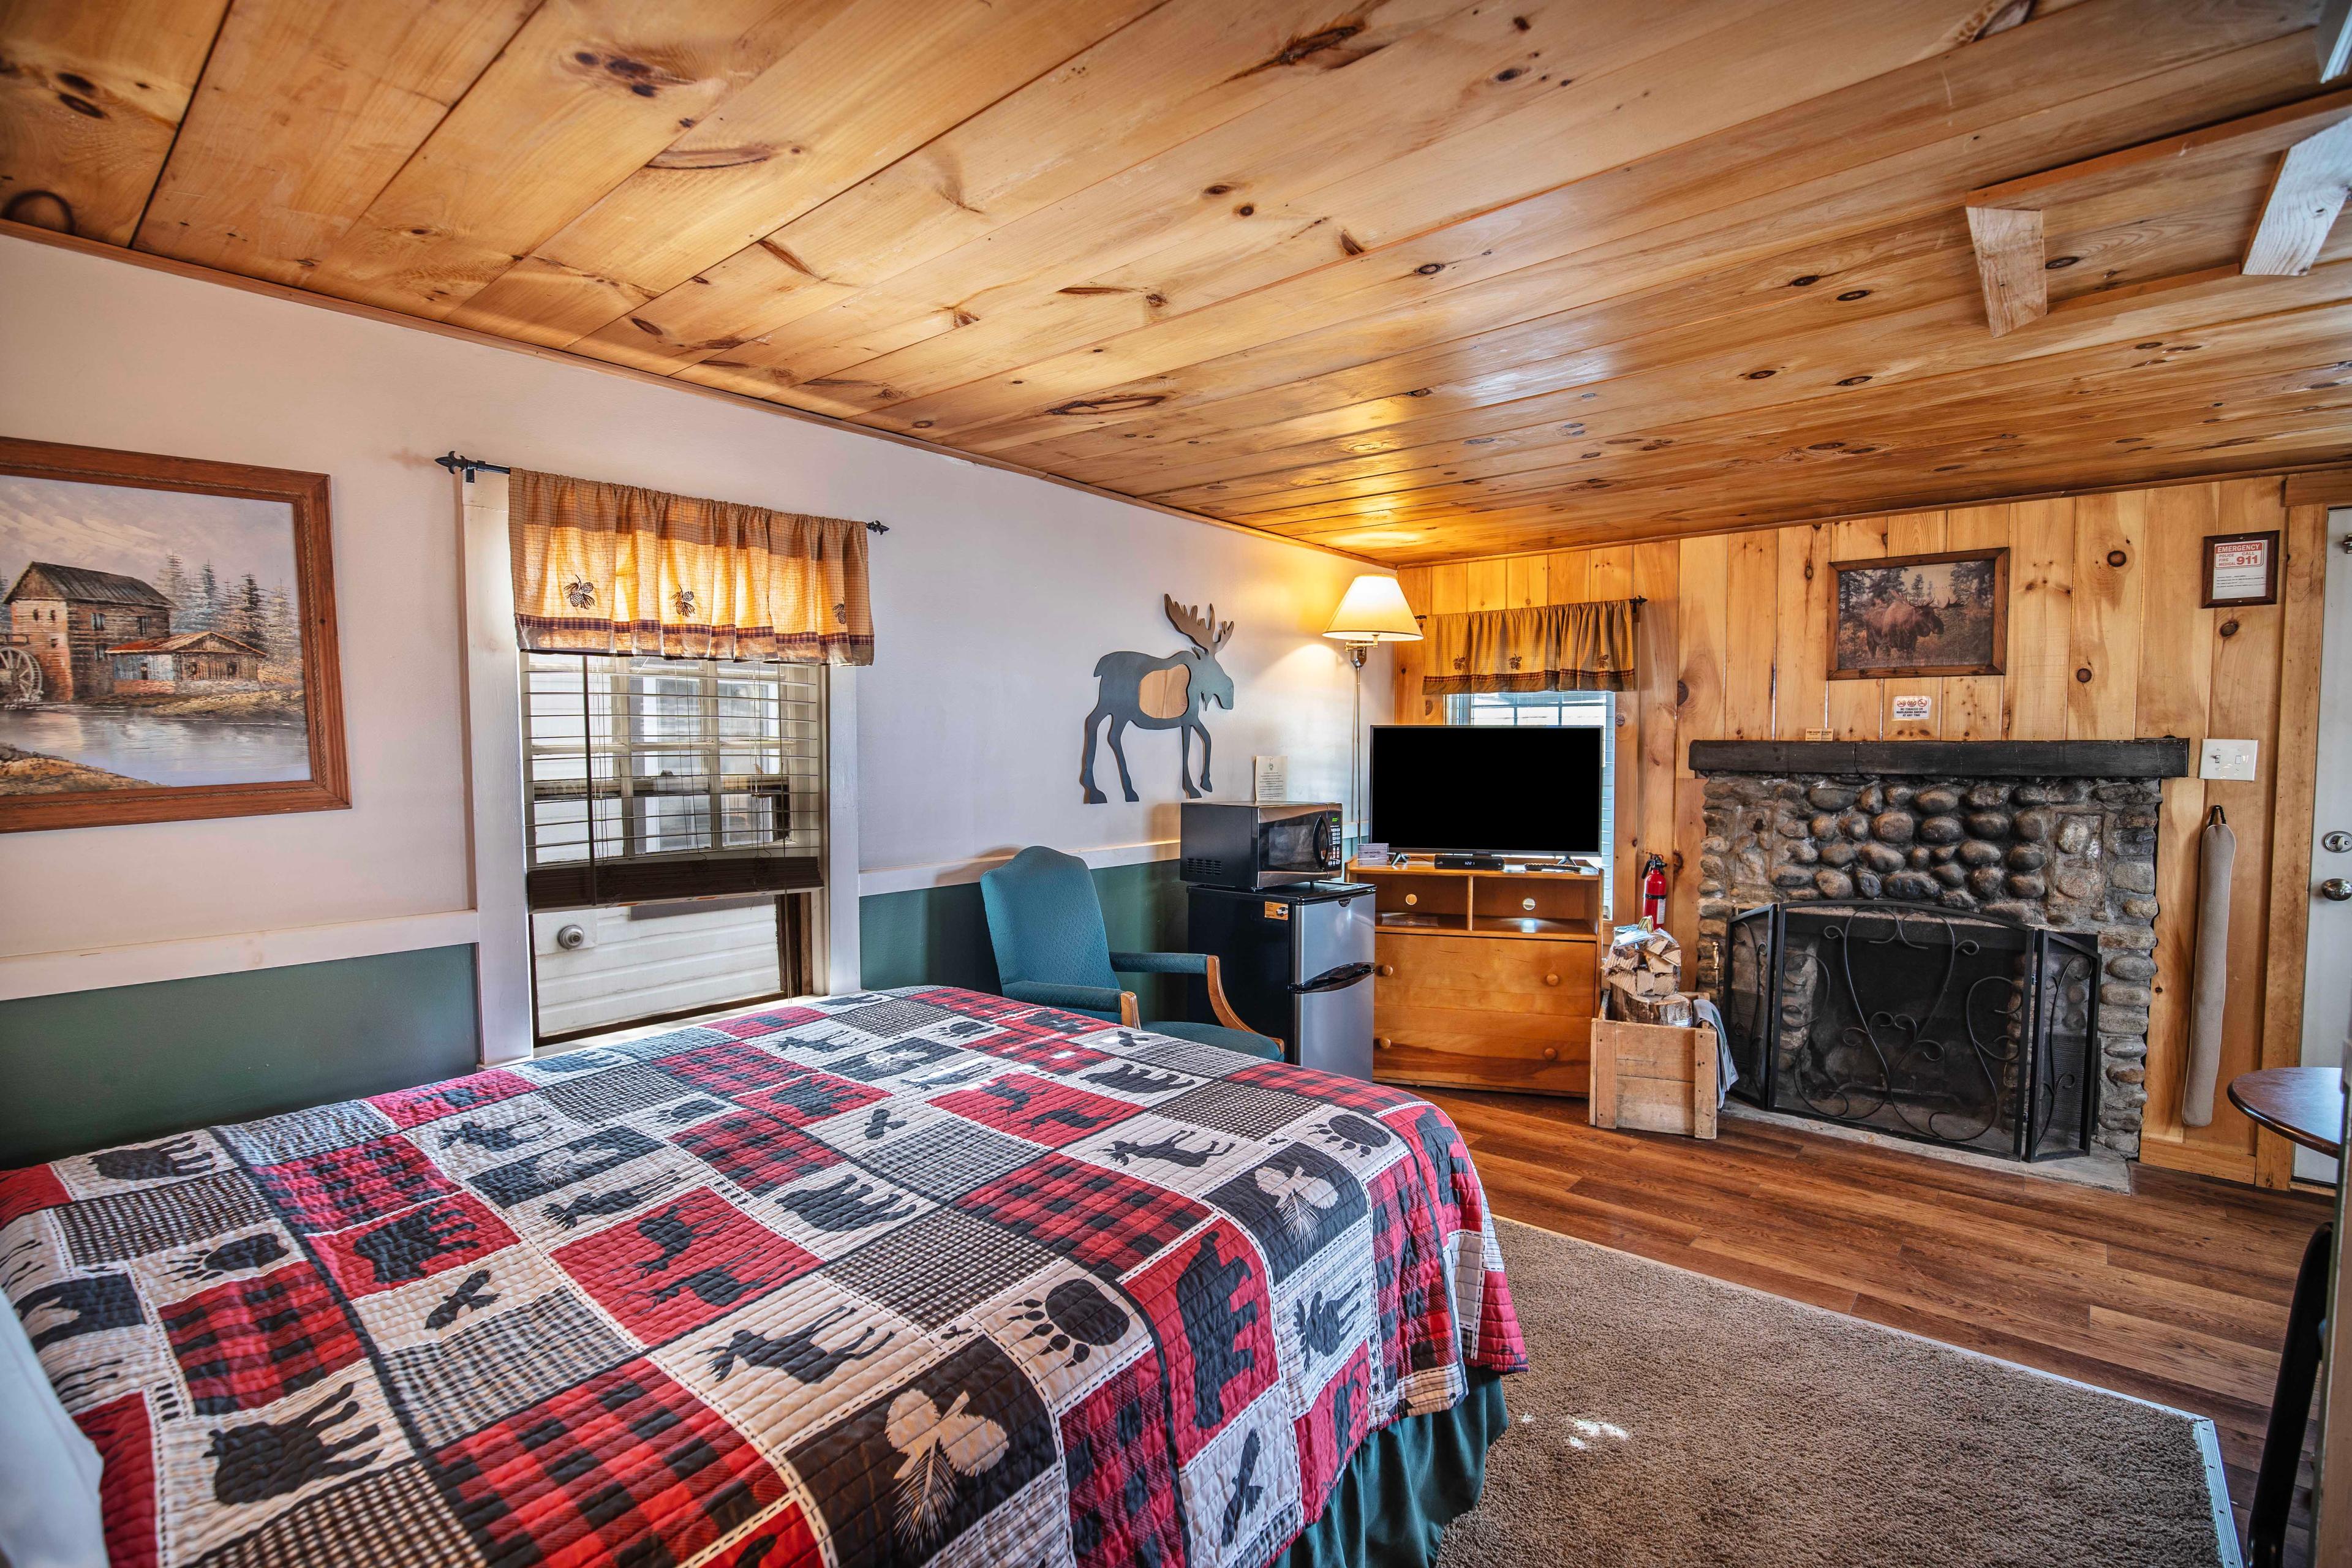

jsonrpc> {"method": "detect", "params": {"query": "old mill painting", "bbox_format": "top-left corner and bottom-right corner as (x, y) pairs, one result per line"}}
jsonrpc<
(1829, 548), (2010, 680)
(0, 439), (347, 832)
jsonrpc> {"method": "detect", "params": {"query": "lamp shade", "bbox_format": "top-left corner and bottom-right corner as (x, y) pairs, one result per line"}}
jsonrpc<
(1323, 575), (1422, 643)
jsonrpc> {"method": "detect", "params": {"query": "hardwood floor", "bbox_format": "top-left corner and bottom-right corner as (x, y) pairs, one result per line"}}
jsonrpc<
(1426, 1088), (2334, 1564)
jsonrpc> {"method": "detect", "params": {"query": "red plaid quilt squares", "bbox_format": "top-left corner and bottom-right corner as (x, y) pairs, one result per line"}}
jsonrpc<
(1227, 1060), (1420, 1114)
(1366, 1158), (1454, 1383)
(368, 1070), (538, 1129)
(658, 1041), (804, 1099)
(0, 1163), (69, 1229)
(704, 1501), (821, 1567)
(10, 986), (1528, 1568)
(434, 1357), (783, 1567)
(1476, 1257), (1527, 1372)
(967, 1016), (1115, 1076)
(1382, 1102), (1483, 1234)
(1124, 1219), (1278, 1465)
(1292, 1344), (1373, 1521)
(674, 1110), (843, 1196)
(160, 1261), (366, 1415)
(252, 1137), (458, 1234)
(934, 1073), (1139, 1147)
(312, 1191), (516, 1297)
(734, 1069), (888, 1129)
(707, 1006), (825, 1040)
(76, 1393), (157, 1568)
(959, 1152), (1204, 1275)
(553, 1186), (818, 1343)
(1062, 1350), (1185, 1568)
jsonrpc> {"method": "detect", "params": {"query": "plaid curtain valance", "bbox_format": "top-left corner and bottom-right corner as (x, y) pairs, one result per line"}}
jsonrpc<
(1422, 600), (1636, 695)
(508, 468), (874, 665)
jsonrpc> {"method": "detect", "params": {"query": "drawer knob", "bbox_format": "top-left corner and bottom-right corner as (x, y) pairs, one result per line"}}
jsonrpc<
(1374, 1036), (1391, 1050)
(1543, 1047), (1558, 1061)
(1377, 963), (1394, 978)
(1523, 897), (1537, 911)
(1404, 893), (1418, 907)
(1545, 972), (1561, 986)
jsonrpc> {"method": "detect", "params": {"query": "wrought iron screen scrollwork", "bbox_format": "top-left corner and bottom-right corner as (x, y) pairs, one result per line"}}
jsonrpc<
(1721, 902), (2097, 1162)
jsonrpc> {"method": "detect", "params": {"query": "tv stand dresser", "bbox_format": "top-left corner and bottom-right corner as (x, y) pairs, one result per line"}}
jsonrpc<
(1346, 857), (1601, 1096)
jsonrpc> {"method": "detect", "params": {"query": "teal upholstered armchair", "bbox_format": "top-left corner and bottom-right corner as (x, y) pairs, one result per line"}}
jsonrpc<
(979, 846), (1282, 1060)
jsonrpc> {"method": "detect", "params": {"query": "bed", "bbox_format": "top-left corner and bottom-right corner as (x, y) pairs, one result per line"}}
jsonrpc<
(1, 986), (1524, 1568)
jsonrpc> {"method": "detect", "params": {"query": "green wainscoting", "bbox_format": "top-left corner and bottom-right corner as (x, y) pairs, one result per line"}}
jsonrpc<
(0, 944), (480, 1167)
(860, 858), (1191, 1020)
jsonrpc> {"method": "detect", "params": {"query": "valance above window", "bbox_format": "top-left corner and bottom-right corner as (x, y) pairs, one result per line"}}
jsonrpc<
(1422, 600), (1636, 695)
(508, 468), (874, 664)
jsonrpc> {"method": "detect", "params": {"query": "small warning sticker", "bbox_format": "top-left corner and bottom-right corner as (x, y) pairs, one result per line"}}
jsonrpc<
(1891, 695), (1933, 721)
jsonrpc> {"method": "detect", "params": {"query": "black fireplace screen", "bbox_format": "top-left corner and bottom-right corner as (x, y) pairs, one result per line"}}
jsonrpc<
(1722, 902), (2098, 1161)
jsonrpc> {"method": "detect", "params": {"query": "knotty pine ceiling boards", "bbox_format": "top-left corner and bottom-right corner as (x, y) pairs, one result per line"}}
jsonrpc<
(7, 0), (2351, 562)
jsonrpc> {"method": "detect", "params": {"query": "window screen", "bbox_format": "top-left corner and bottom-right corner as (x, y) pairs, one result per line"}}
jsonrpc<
(1446, 689), (1615, 916)
(521, 652), (824, 909)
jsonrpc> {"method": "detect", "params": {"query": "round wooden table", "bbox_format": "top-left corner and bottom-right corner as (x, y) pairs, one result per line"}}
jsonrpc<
(2224, 1066), (2342, 1568)
(2226, 1066), (2345, 1158)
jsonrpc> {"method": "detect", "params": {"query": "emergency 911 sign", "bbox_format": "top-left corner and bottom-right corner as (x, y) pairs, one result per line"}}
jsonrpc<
(2201, 530), (2279, 607)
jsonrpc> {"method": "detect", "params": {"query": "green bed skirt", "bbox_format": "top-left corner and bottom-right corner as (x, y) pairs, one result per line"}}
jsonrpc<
(1275, 1369), (1512, 1568)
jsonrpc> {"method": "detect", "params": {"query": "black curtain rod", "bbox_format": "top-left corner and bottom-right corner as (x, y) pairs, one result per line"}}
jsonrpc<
(435, 451), (889, 533)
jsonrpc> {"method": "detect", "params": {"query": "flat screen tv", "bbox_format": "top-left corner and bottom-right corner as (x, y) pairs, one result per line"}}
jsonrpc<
(1369, 725), (1603, 856)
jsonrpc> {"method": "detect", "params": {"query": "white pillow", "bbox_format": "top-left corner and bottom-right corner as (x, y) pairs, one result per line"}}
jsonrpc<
(0, 1283), (108, 1568)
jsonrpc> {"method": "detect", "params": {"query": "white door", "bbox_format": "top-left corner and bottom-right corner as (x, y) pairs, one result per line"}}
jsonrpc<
(2299, 508), (2352, 1183)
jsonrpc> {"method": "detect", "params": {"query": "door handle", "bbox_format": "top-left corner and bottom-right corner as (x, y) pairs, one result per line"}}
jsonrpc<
(2322, 878), (2352, 902)
(1293, 962), (1375, 993)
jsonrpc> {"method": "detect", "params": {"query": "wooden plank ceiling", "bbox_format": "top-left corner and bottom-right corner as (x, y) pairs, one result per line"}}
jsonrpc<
(4, 0), (2350, 564)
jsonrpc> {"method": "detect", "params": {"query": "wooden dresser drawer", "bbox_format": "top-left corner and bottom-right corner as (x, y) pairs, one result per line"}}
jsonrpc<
(1373, 933), (1596, 1096)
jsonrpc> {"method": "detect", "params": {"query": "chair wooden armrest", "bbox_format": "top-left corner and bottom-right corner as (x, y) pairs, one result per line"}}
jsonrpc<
(1201, 955), (1251, 1033)
(1119, 990), (1139, 1028)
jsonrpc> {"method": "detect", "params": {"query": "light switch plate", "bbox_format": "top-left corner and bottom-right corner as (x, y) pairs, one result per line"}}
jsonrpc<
(2199, 739), (2258, 781)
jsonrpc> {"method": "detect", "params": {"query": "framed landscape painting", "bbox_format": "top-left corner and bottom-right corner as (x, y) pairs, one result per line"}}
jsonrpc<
(0, 437), (347, 832)
(1829, 548), (2008, 680)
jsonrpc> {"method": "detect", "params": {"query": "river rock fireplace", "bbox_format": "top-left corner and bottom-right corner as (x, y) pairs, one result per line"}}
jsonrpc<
(1689, 739), (2192, 1161)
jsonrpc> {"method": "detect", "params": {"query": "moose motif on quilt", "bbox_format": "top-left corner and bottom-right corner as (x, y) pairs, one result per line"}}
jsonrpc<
(0, 986), (1523, 1568)
(1080, 595), (1237, 803)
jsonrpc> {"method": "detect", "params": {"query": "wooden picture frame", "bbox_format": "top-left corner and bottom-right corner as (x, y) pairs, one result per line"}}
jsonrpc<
(2200, 530), (2281, 607)
(0, 437), (348, 833)
(1828, 547), (2009, 680)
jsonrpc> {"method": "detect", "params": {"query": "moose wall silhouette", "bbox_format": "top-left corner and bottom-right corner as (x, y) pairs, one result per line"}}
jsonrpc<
(1081, 595), (1236, 803)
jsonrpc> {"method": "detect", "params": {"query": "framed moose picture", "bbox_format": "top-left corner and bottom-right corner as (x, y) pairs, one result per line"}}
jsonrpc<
(0, 437), (348, 832)
(1829, 547), (2008, 680)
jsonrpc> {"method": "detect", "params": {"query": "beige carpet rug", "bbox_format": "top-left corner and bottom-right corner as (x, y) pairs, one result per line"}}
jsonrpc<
(1439, 1218), (2234, 1568)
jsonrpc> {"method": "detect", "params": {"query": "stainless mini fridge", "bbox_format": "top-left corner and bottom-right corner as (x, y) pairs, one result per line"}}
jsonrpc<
(1185, 882), (1376, 1082)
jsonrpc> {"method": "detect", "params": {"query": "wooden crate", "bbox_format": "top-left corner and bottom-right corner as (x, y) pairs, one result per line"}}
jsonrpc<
(1588, 1019), (1719, 1139)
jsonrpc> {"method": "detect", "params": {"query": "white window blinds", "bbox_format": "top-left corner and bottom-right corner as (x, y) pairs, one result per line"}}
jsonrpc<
(520, 652), (824, 909)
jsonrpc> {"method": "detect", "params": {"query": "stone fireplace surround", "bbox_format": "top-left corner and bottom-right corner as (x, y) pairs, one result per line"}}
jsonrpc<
(1689, 739), (2192, 1159)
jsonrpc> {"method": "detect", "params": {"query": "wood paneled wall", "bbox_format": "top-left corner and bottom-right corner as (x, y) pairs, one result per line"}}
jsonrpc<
(1393, 473), (2330, 1188)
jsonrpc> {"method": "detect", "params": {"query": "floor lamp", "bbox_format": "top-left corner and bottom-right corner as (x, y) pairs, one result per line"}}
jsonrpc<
(1323, 575), (1423, 861)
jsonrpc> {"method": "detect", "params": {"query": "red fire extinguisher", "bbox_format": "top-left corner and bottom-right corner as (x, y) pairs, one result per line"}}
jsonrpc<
(1640, 854), (1670, 929)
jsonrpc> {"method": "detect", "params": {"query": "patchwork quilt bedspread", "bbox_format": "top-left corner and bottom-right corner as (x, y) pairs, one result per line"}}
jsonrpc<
(3, 986), (1524, 1568)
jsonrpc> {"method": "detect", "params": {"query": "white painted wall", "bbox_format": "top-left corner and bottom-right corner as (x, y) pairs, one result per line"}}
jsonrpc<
(0, 236), (1387, 982)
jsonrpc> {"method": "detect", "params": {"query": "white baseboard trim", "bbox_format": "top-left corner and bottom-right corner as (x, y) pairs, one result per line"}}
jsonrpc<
(0, 910), (483, 1001)
(859, 839), (1178, 898)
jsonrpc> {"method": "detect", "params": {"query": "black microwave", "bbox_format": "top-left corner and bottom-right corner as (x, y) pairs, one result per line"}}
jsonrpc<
(1179, 801), (1343, 890)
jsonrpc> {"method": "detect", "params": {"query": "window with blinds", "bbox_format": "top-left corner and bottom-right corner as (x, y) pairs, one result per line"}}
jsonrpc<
(520, 652), (824, 910)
